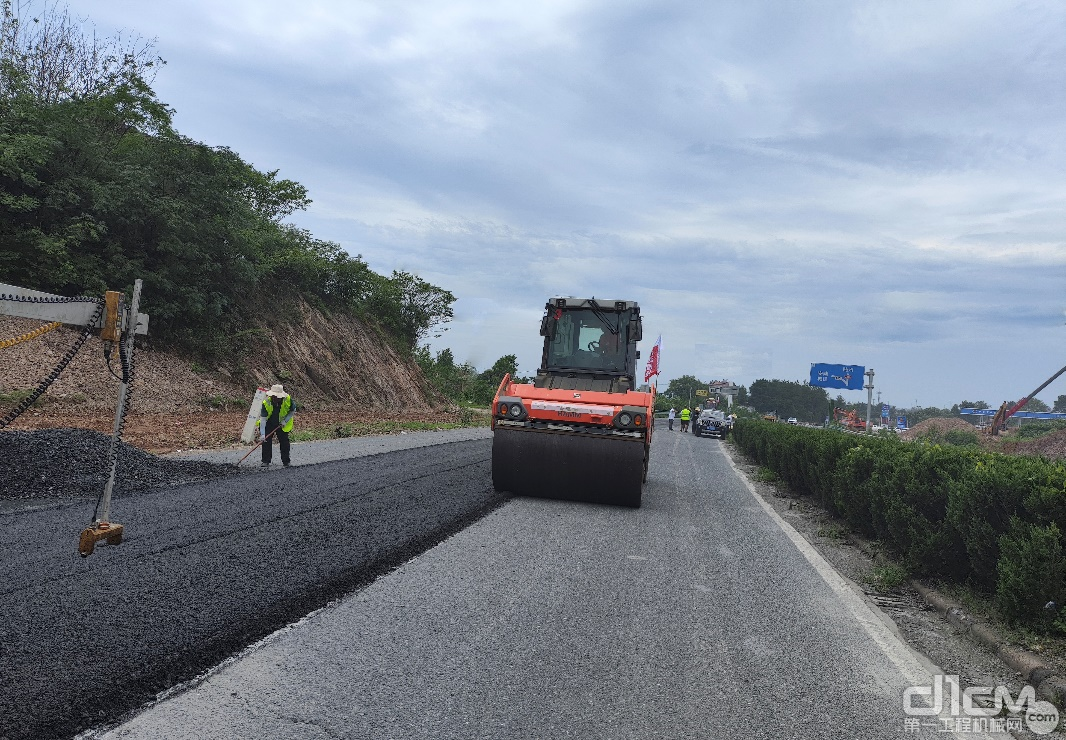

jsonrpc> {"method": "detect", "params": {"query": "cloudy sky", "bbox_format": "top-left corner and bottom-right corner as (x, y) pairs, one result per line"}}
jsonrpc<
(78, 0), (1065, 408)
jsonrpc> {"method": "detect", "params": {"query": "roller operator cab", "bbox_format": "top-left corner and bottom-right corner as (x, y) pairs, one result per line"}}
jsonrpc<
(491, 297), (655, 508)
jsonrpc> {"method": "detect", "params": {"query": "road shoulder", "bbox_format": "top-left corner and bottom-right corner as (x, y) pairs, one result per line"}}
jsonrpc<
(718, 438), (1045, 725)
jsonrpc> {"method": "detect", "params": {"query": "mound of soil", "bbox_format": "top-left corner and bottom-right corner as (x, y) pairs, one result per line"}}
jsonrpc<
(898, 417), (979, 441)
(0, 298), (464, 454)
(1001, 429), (1066, 460)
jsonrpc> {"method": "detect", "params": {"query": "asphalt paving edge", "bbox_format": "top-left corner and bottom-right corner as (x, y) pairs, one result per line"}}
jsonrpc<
(74, 491), (510, 740)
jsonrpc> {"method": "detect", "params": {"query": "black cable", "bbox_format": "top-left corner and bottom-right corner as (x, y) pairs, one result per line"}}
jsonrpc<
(0, 302), (104, 430)
(103, 341), (125, 382)
(0, 293), (101, 304)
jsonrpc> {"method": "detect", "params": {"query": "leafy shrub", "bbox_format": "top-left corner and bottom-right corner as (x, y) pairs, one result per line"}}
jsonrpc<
(943, 429), (980, 447)
(732, 418), (1066, 624)
(995, 518), (1064, 623)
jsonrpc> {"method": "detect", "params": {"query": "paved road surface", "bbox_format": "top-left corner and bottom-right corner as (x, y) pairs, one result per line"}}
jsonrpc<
(100, 430), (993, 739)
(1, 432), (499, 740)
(167, 427), (492, 468)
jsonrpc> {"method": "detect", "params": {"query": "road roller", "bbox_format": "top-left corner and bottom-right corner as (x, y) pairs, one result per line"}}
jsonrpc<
(491, 297), (655, 507)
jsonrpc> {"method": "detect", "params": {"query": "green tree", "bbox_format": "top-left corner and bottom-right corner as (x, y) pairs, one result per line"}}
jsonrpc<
(0, 1), (455, 360)
(1055, 395), (1066, 413)
(663, 375), (706, 407)
(470, 354), (519, 405)
(1021, 398), (1050, 413)
(1, 0), (164, 103)
(749, 379), (829, 423)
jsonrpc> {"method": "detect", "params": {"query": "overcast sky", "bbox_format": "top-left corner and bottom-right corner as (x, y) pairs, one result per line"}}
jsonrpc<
(77, 0), (1065, 409)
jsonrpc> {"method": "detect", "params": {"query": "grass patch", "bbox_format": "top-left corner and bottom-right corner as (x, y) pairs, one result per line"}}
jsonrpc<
(863, 564), (910, 593)
(201, 395), (247, 411)
(0, 389), (51, 408)
(817, 522), (848, 540)
(938, 581), (1066, 657)
(1013, 420), (1066, 439)
(291, 420), (469, 442)
(754, 466), (779, 483)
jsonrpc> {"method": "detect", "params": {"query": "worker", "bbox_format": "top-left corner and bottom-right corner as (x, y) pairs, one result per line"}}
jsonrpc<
(258, 384), (295, 467)
(680, 406), (691, 432)
(668, 407), (676, 430)
(594, 330), (622, 369)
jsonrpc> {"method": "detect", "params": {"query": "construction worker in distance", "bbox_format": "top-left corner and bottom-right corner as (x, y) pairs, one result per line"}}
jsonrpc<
(258, 384), (295, 467)
(680, 406), (691, 432)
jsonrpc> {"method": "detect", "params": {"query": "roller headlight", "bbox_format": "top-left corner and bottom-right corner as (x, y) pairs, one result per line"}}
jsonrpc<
(509, 404), (522, 417)
(619, 412), (633, 427)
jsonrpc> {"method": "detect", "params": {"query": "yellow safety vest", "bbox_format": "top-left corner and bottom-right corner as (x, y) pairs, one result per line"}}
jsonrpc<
(260, 395), (295, 433)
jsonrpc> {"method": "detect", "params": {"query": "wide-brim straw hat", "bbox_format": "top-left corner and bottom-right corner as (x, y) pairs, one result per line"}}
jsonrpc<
(266, 384), (287, 398)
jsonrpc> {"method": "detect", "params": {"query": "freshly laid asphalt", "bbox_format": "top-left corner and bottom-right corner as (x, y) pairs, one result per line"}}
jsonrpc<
(95, 429), (996, 740)
(0, 430), (499, 740)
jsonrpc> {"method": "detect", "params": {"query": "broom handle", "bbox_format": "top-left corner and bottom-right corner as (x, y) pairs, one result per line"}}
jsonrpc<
(238, 427), (277, 466)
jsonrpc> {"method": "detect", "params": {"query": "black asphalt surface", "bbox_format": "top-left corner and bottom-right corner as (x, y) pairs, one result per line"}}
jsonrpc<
(0, 438), (499, 740)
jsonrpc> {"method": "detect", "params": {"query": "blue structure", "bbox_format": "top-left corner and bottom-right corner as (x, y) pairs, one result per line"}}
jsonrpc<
(810, 363), (865, 391)
(959, 408), (1066, 420)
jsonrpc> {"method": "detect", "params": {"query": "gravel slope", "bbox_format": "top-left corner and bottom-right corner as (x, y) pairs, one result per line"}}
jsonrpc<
(0, 429), (236, 502)
(0, 433), (499, 740)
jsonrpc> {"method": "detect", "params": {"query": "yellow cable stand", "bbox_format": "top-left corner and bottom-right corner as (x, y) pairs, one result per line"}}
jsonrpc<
(0, 321), (62, 349)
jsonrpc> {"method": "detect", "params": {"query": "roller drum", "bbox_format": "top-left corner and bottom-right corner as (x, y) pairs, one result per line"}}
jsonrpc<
(492, 427), (645, 507)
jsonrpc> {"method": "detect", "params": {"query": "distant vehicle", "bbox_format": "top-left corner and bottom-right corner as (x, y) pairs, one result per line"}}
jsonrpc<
(693, 409), (729, 438)
(787, 417), (798, 425)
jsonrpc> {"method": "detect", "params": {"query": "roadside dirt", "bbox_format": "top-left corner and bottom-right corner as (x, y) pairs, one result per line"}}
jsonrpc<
(899, 417), (982, 440)
(1, 310), (468, 453)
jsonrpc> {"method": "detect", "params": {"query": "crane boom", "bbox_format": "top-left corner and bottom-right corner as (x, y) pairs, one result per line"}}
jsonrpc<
(1004, 364), (1066, 420)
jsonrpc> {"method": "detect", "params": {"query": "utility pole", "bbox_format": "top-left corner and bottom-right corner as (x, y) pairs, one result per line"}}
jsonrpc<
(864, 368), (875, 434)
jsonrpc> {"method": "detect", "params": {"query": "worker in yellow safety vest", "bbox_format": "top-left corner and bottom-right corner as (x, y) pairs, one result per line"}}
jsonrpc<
(257, 384), (295, 467)
(680, 406), (691, 432)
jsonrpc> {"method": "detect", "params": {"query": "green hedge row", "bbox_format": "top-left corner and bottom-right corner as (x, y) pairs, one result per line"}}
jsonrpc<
(731, 420), (1066, 626)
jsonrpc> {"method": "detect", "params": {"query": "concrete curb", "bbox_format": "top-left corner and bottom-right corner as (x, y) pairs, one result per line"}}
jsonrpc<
(908, 580), (1066, 709)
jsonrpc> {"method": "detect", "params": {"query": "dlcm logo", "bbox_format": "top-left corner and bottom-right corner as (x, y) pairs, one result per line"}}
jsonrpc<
(903, 674), (1059, 734)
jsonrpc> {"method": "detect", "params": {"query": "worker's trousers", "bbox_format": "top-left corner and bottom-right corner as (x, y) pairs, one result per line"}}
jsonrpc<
(262, 426), (291, 466)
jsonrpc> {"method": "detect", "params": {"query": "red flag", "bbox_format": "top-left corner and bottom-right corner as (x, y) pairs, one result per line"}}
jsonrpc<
(644, 335), (661, 383)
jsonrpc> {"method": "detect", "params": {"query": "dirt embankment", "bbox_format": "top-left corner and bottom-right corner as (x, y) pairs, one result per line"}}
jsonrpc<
(898, 417), (979, 441)
(1, 301), (453, 452)
(899, 417), (1066, 460)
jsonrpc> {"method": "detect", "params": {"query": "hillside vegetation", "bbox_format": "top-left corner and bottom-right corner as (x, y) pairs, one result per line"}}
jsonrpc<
(0, 1), (452, 364)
